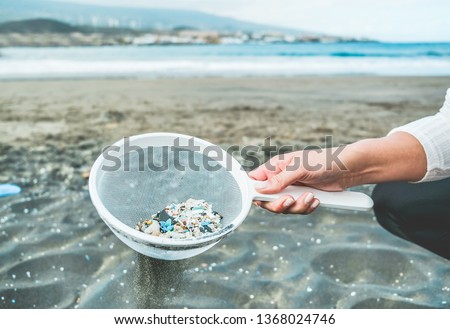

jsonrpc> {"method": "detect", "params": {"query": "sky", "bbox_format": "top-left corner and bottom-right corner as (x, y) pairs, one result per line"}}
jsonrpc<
(52, 0), (450, 42)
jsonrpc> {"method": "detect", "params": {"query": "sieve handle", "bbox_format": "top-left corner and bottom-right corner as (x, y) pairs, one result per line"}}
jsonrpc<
(249, 179), (373, 211)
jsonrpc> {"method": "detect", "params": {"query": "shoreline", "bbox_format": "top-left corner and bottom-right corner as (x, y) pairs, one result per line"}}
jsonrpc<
(1, 74), (450, 81)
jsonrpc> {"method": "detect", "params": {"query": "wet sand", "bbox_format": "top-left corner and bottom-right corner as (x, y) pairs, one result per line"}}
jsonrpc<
(0, 76), (449, 308)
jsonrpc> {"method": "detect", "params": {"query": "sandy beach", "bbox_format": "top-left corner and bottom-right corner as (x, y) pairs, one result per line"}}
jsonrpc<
(0, 76), (449, 308)
(1, 76), (448, 147)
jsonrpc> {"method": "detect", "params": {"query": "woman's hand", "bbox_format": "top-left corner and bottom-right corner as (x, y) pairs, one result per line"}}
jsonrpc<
(249, 147), (349, 214)
(248, 132), (427, 215)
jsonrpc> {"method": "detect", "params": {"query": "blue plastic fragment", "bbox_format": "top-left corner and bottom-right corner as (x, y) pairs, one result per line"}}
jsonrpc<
(0, 184), (21, 198)
(160, 218), (174, 232)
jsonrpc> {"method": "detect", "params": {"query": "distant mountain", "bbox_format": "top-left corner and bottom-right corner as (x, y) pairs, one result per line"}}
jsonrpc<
(0, 18), (79, 34)
(0, 0), (305, 34)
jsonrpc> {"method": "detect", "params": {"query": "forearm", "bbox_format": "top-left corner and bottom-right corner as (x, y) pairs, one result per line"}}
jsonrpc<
(339, 132), (427, 187)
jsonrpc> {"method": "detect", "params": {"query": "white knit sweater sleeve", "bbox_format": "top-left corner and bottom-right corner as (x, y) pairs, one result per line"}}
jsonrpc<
(389, 88), (450, 182)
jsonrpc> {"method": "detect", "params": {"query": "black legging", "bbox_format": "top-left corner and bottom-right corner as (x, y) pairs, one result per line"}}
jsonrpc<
(372, 178), (450, 260)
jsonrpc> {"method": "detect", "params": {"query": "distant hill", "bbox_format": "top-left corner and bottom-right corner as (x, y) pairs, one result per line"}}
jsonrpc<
(0, 18), (79, 34)
(0, 0), (306, 34)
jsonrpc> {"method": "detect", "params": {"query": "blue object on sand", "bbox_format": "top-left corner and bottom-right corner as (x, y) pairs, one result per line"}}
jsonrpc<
(0, 184), (21, 198)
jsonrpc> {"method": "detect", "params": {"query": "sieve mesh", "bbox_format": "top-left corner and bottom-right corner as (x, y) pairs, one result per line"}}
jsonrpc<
(96, 146), (243, 230)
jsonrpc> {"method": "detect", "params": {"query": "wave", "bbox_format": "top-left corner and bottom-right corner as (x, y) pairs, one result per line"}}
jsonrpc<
(276, 51), (450, 58)
(2, 43), (450, 60)
(2, 42), (450, 79)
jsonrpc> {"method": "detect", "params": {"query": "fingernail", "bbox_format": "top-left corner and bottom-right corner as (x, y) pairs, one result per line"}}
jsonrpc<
(283, 197), (295, 208)
(311, 199), (320, 209)
(304, 192), (315, 204)
(254, 180), (269, 190)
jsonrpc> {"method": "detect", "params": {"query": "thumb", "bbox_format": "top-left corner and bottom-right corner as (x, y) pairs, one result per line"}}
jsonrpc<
(255, 165), (302, 194)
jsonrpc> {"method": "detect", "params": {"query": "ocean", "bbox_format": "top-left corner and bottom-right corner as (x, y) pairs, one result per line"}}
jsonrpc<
(1, 42), (450, 79)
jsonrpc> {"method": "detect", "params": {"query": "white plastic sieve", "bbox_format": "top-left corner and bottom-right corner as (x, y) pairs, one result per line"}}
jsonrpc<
(89, 133), (373, 260)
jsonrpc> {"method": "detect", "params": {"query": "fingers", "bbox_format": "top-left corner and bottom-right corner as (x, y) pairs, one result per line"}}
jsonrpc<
(250, 155), (304, 194)
(248, 153), (294, 181)
(248, 157), (280, 181)
(255, 162), (304, 194)
(248, 165), (269, 181)
(287, 193), (320, 215)
(254, 195), (295, 213)
(255, 192), (320, 215)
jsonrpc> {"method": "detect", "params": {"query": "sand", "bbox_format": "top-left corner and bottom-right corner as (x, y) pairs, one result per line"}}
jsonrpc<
(0, 76), (449, 309)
